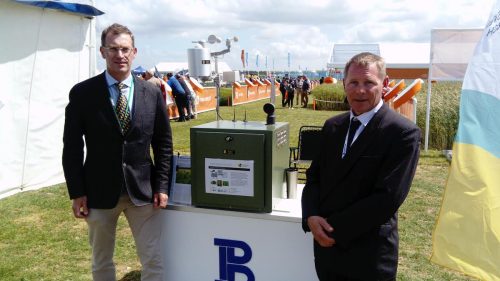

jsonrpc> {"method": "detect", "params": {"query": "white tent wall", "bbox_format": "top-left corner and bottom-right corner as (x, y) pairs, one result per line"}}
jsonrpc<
(0, 1), (96, 198)
(424, 28), (483, 150)
(429, 29), (483, 81)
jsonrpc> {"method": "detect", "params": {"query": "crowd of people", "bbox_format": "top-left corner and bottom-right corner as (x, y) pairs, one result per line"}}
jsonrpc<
(278, 75), (312, 108)
(139, 70), (324, 121)
(138, 70), (197, 122)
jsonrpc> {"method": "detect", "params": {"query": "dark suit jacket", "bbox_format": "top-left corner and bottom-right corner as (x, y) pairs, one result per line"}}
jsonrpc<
(302, 104), (420, 280)
(62, 72), (173, 208)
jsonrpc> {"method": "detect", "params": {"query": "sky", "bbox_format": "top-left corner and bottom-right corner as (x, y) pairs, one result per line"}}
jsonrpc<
(93, 0), (495, 72)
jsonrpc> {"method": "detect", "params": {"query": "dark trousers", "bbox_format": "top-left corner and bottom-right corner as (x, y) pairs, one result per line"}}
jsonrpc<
(174, 95), (187, 120)
(315, 258), (395, 281)
(285, 93), (294, 107)
(280, 90), (287, 107)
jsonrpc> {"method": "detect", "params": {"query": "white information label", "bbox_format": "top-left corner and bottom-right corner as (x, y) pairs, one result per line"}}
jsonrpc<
(205, 158), (254, 196)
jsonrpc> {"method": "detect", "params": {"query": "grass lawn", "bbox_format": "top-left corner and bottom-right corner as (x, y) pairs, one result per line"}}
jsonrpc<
(0, 99), (475, 280)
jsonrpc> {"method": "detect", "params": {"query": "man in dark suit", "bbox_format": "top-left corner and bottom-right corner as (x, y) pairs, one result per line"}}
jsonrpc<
(302, 52), (420, 281)
(62, 23), (172, 281)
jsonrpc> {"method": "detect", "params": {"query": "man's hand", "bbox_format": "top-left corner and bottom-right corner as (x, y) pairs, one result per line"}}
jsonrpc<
(72, 196), (88, 218)
(154, 192), (168, 209)
(307, 216), (335, 247)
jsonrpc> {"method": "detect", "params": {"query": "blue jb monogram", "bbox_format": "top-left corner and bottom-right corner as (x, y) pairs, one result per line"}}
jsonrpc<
(214, 238), (255, 281)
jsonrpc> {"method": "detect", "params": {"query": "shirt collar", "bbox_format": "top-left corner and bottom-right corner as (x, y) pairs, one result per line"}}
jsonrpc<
(349, 99), (383, 126)
(105, 71), (133, 88)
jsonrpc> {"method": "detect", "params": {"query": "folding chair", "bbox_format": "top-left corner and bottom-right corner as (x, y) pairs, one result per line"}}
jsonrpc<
(289, 126), (322, 180)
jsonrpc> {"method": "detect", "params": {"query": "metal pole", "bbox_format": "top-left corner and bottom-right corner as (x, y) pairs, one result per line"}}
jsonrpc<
(214, 55), (220, 121)
(424, 79), (432, 151)
(270, 77), (276, 105)
(425, 30), (434, 151)
(412, 97), (417, 124)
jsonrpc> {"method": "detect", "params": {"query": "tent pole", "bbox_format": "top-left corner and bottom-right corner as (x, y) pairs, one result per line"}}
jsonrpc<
(425, 30), (434, 152)
(425, 79), (432, 151)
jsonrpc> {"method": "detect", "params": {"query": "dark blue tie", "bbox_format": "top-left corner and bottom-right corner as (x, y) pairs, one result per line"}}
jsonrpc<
(346, 118), (361, 155)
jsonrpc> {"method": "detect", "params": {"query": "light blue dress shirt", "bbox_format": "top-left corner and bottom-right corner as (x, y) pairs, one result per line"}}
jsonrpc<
(105, 71), (134, 118)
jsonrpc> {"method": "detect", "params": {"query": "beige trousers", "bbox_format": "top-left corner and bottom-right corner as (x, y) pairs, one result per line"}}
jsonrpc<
(86, 194), (164, 281)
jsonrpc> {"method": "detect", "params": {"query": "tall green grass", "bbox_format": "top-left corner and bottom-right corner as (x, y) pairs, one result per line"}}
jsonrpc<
(416, 81), (461, 150)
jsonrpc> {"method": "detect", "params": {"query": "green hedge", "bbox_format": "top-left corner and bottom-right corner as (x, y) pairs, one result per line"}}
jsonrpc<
(311, 84), (350, 111)
(219, 87), (233, 106)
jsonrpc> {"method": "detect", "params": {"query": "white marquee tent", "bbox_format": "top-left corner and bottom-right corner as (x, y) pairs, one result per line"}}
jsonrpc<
(0, 0), (103, 199)
(155, 61), (233, 76)
(424, 28), (483, 150)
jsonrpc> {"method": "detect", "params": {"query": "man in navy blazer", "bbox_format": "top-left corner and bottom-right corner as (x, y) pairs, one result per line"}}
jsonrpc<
(302, 52), (420, 281)
(62, 23), (172, 281)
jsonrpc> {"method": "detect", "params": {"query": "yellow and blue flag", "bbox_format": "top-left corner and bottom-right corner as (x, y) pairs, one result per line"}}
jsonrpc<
(431, 2), (500, 280)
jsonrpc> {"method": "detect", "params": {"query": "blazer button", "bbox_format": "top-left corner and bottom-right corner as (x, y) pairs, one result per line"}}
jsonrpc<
(122, 163), (126, 167)
(124, 141), (127, 145)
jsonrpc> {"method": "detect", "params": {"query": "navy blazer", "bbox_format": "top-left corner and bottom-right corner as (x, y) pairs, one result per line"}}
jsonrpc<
(302, 104), (420, 280)
(62, 72), (173, 208)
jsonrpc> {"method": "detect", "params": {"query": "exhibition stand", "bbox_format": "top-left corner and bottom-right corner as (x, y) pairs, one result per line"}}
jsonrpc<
(160, 114), (318, 280)
(161, 185), (318, 281)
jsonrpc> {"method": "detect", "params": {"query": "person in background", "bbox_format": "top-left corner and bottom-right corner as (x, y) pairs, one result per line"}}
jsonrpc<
(177, 74), (192, 121)
(144, 70), (169, 102)
(301, 52), (420, 281)
(290, 76), (297, 104)
(319, 76), (324, 84)
(296, 76), (303, 106)
(301, 75), (311, 108)
(184, 74), (197, 119)
(62, 23), (172, 281)
(143, 69), (163, 88)
(280, 77), (288, 107)
(166, 72), (188, 122)
(285, 79), (295, 109)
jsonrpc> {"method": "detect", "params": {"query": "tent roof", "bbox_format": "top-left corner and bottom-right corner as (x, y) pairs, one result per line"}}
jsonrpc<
(155, 61), (232, 74)
(329, 43), (380, 68)
(155, 62), (188, 73)
(13, 0), (104, 17)
(132, 65), (147, 74)
(328, 43), (429, 69)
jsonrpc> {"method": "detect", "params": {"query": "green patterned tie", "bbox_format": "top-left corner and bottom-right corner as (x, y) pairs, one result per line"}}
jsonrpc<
(115, 82), (131, 134)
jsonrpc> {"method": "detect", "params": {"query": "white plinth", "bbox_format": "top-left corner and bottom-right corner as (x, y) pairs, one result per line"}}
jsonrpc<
(161, 186), (318, 281)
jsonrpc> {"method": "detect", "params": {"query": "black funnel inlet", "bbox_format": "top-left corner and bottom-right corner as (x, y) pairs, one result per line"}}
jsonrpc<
(263, 103), (275, 125)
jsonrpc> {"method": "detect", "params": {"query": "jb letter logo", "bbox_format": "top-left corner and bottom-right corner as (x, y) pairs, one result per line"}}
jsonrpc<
(214, 238), (255, 281)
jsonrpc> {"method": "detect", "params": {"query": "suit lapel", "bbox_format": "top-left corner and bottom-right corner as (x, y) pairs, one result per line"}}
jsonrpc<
(95, 72), (123, 135)
(329, 114), (350, 171)
(127, 76), (144, 136)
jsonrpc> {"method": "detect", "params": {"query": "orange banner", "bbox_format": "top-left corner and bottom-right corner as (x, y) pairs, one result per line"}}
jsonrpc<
(166, 85), (216, 119)
(232, 82), (248, 105)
